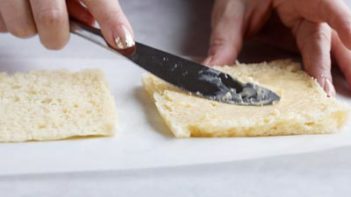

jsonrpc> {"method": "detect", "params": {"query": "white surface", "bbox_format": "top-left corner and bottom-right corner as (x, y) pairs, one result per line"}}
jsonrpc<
(0, 34), (350, 176)
(2, 147), (351, 197)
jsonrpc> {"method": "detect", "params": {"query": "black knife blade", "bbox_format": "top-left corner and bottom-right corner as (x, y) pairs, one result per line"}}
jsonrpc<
(70, 19), (280, 106)
(128, 42), (280, 106)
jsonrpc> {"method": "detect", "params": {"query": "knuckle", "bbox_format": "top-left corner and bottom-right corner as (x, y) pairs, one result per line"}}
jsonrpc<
(209, 37), (229, 55)
(36, 9), (66, 27)
(310, 30), (331, 44)
(210, 34), (241, 51)
(298, 24), (331, 51)
(9, 25), (36, 38)
(4, 16), (37, 38)
(211, 36), (227, 48)
(100, 11), (125, 26)
(313, 25), (330, 40)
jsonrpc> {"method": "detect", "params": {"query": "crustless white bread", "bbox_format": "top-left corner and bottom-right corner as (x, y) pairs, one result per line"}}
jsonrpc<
(143, 60), (349, 137)
(0, 69), (117, 142)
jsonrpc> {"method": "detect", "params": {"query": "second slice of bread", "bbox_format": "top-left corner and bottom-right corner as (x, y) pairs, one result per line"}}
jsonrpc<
(143, 60), (349, 137)
(0, 69), (117, 142)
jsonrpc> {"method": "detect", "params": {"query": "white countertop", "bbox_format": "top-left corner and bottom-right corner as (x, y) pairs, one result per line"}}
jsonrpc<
(1, 0), (351, 196)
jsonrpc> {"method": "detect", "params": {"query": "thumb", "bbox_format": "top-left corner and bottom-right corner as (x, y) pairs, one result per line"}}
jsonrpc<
(203, 0), (245, 66)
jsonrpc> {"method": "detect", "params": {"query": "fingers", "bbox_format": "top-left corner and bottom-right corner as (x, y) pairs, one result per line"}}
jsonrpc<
(203, 0), (245, 66)
(0, 0), (36, 37)
(30, 0), (69, 50)
(295, 20), (335, 96)
(332, 31), (351, 87)
(67, 0), (94, 26)
(0, 0), (70, 49)
(81, 0), (135, 49)
(295, 0), (351, 49)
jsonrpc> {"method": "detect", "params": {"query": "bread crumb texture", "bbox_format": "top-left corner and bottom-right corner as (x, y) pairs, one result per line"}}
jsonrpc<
(0, 69), (117, 142)
(143, 60), (349, 138)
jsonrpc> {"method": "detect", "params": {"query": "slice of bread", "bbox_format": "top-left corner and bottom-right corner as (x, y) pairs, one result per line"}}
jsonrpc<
(0, 69), (117, 142)
(143, 60), (349, 137)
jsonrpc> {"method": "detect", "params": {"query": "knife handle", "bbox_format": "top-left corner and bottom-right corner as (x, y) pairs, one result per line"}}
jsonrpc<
(69, 19), (108, 48)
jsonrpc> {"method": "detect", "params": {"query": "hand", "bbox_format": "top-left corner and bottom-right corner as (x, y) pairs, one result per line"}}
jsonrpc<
(0, 0), (135, 50)
(204, 0), (351, 96)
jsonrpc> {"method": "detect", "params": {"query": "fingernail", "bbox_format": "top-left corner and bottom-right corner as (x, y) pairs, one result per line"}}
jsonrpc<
(114, 25), (135, 49)
(324, 78), (336, 97)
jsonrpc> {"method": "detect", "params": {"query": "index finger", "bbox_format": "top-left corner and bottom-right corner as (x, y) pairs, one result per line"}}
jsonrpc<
(296, 0), (351, 49)
(81, 0), (134, 49)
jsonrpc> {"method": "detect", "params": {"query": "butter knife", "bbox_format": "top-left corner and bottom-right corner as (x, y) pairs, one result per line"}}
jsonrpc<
(69, 19), (280, 106)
